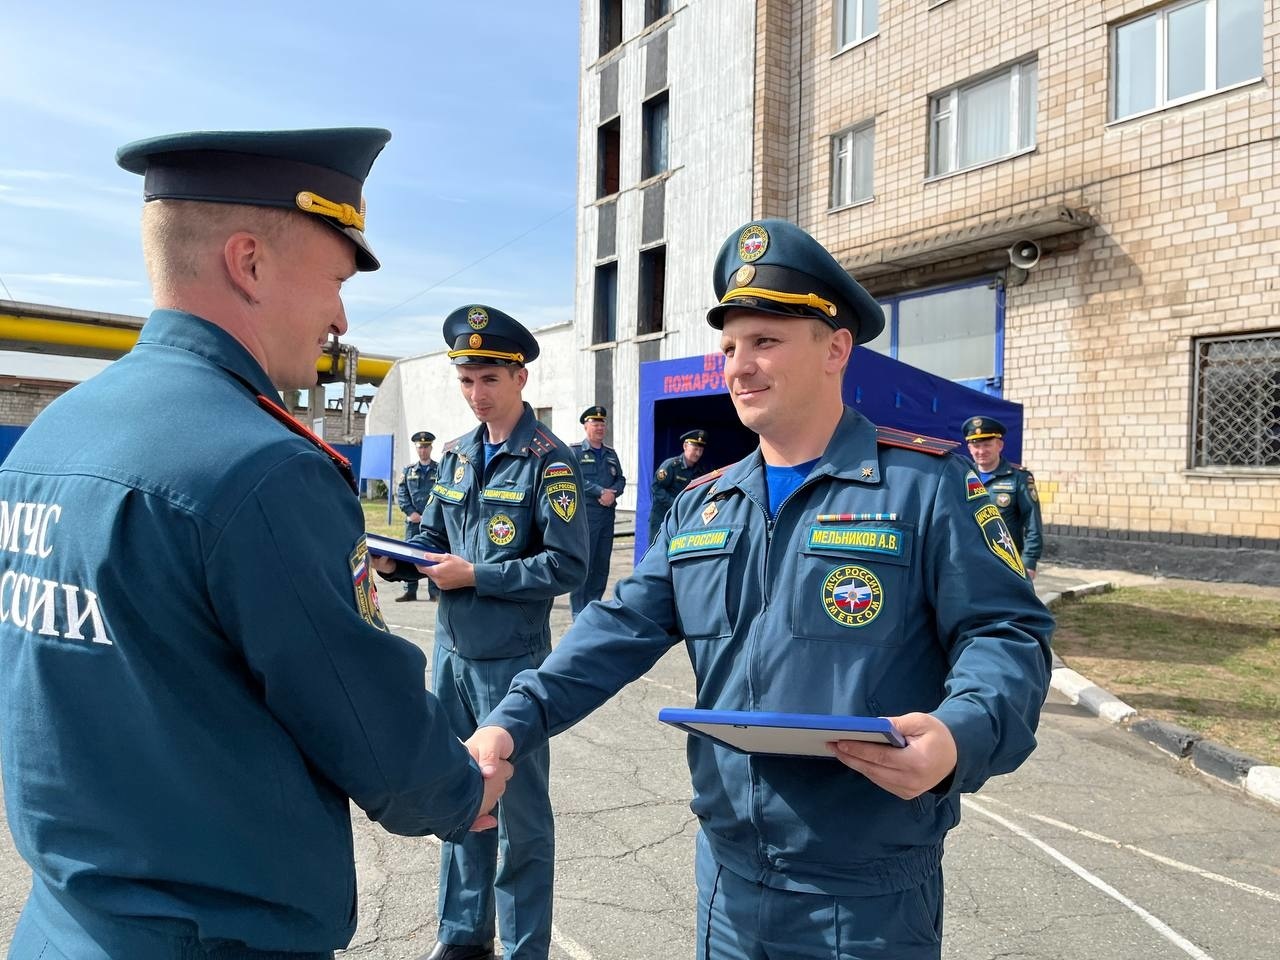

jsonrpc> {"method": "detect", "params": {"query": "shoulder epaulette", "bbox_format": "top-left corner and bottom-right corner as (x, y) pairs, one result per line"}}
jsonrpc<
(443, 438), (460, 455)
(255, 394), (356, 492)
(875, 425), (956, 456)
(686, 468), (724, 492)
(526, 428), (558, 457)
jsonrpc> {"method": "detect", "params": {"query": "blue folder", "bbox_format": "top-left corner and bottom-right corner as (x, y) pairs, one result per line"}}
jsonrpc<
(658, 707), (906, 757)
(365, 533), (438, 566)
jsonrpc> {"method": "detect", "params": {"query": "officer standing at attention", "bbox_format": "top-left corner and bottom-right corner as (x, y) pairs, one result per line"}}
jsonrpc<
(373, 305), (589, 960)
(963, 416), (1044, 579)
(647, 427), (709, 546)
(0, 129), (511, 960)
(396, 429), (440, 601)
(467, 220), (1054, 959)
(569, 405), (626, 617)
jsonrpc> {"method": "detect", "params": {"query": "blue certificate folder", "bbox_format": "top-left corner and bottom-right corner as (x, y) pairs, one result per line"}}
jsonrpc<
(364, 534), (437, 567)
(658, 708), (906, 757)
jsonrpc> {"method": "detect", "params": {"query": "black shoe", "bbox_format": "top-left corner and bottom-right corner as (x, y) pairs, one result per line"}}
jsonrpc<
(394, 593), (417, 603)
(417, 943), (495, 960)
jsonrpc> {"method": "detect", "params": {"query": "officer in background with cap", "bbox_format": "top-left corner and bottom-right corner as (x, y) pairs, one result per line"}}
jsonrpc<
(647, 427), (709, 547)
(963, 416), (1044, 579)
(569, 406), (626, 617)
(0, 129), (511, 960)
(373, 305), (588, 960)
(466, 219), (1053, 959)
(396, 429), (440, 601)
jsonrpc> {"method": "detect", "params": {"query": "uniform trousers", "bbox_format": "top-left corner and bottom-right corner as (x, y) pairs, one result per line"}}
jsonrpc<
(695, 832), (943, 960)
(569, 507), (614, 616)
(431, 644), (553, 959)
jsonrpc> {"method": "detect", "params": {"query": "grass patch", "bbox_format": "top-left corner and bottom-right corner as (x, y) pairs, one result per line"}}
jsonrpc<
(1053, 587), (1280, 766)
(361, 498), (402, 539)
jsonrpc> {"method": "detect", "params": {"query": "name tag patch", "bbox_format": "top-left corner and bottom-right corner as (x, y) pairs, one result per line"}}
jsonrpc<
(668, 527), (732, 557)
(483, 487), (527, 504)
(806, 525), (903, 557)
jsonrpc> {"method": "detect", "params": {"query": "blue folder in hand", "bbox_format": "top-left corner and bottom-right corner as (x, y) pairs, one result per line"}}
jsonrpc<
(658, 707), (906, 757)
(365, 534), (438, 567)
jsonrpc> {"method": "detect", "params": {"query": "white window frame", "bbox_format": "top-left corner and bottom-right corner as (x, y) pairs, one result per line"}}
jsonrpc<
(829, 121), (875, 210)
(836, 0), (878, 51)
(928, 58), (1037, 179)
(1110, 0), (1263, 123)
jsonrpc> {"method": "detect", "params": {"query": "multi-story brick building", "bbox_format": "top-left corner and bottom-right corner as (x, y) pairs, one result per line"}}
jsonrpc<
(578, 0), (1278, 583)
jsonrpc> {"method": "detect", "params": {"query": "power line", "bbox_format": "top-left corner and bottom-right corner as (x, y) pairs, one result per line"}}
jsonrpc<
(348, 201), (575, 335)
(0, 274), (14, 301)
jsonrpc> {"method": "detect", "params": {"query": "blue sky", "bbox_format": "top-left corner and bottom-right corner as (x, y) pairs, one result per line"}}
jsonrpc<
(0, 1), (580, 380)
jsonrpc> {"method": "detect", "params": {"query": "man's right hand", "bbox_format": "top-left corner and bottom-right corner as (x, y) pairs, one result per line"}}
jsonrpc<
(408, 511), (422, 522)
(467, 727), (516, 831)
(370, 555), (397, 575)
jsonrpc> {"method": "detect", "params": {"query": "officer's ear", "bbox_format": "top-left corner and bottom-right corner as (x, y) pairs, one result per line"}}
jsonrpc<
(512, 365), (529, 389)
(824, 326), (854, 374)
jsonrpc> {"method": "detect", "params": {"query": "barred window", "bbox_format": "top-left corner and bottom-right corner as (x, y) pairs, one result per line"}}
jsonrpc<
(1191, 332), (1280, 468)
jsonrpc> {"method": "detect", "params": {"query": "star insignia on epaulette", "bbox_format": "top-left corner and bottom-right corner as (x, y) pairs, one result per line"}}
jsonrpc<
(912, 437), (926, 444)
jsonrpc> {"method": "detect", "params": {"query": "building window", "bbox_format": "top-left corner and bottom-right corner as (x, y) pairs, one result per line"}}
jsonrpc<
(638, 246), (666, 335)
(929, 59), (1037, 177)
(600, 0), (622, 56)
(1112, 0), (1263, 121)
(535, 406), (554, 432)
(1191, 331), (1280, 468)
(837, 0), (878, 49)
(598, 118), (621, 198)
(642, 92), (669, 180)
(830, 121), (874, 208)
(875, 279), (1004, 395)
(593, 262), (618, 344)
(645, 0), (671, 25)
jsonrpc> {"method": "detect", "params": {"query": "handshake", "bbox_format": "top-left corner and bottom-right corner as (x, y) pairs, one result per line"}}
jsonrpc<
(463, 726), (517, 832)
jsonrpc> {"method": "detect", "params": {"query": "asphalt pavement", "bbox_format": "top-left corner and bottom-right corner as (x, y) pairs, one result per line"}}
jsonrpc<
(0, 542), (1276, 958)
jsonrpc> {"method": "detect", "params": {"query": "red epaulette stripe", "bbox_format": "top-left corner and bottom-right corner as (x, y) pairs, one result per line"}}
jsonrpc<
(256, 395), (352, 468)
(687, 467), (725, 491)
(875, 425), (954, 456)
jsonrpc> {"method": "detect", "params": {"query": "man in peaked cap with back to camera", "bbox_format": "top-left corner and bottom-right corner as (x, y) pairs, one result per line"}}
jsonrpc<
(647, 427), (709, 546)
(0, 129), (512, 960)
(397, 429), (441, 601)
(963, 415), (1044, 579)
(372, 305), (589, 960)
(568, 405), (626, 617)
(465, 220), (1053, 959)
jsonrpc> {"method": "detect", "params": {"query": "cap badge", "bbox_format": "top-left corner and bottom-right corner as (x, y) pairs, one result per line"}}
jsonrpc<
(738, 224), (769, 263)
(467, 306), (489, 330)
(469, 333), (483, 349)
(734, 264), (755, 286)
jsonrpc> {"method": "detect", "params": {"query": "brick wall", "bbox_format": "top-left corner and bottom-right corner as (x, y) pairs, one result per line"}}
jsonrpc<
(0, 376), (74, 426)
(756, 0), (1280, 580)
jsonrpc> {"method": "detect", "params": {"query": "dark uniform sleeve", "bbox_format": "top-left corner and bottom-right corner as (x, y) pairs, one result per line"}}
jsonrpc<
(577, 446), (605, 499)
(471, 453), (590, 601)
(610, 453), (627, 497)
(206, 451), (483, 840)
(922, 456), (1054, 795)
(396, 466), (414, 517)
(482, 517), (683, 760)
(1017, 470), (1043, 570)
(650, 458), (675, 497)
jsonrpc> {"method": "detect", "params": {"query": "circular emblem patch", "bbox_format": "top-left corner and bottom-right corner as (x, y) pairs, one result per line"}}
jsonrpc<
(738, 225), (769, 263)
(454, 465), (466, 483)
(822, 565), (883, 628)
(467, 306), (489, 329)
(996, 493), (1012, 507)
(734, 264), (755, 286)
(469, 333), (483, 348)
(487, 513), (516, 546)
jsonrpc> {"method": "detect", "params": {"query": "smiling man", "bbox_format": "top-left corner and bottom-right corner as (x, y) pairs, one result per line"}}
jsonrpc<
(465, 219), (1054, 959)
(0, 129), (509, 960)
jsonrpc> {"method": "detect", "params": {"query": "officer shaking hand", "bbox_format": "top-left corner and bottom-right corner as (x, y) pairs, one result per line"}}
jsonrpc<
(466, 219), (1053, 960)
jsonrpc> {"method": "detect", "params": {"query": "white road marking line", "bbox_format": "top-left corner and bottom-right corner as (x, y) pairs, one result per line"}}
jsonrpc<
(963, 797), (1216, 960)
(979, 796), (1280, 904)
(384, 622), (431, 634)
(636, 674), (695, 700)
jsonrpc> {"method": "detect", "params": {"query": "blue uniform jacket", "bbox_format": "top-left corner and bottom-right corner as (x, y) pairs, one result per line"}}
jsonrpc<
(570, 441), (625, 511)
(486, 407), (1053, 896)
(0, 310), (483, 954)
(395, 404), (589, 659)
(398, 459), (438, 518)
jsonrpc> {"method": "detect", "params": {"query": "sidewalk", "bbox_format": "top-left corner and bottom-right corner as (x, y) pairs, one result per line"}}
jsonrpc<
(1034, 562), (1280, 809)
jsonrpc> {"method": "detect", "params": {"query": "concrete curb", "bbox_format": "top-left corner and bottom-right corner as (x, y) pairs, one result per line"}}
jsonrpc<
(1045, 583), (1280, 810)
